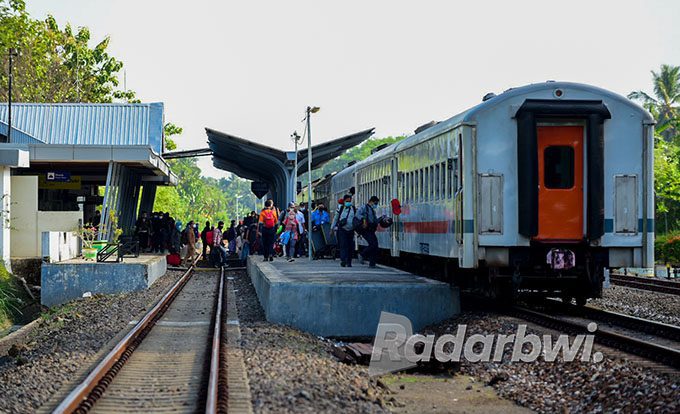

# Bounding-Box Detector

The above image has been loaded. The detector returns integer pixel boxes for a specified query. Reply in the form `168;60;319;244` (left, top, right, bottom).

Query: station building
0;102;175;272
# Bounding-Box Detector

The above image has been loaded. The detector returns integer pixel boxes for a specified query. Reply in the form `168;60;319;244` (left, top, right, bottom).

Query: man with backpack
331;194;357;267
258;200;279;262
357;196;380;268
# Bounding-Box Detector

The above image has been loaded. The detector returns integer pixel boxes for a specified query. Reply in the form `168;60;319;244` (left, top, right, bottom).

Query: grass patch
382;374;449;386
0;262;25;332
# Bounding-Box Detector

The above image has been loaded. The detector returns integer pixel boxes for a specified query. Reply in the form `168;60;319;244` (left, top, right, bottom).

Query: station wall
10;176;83;258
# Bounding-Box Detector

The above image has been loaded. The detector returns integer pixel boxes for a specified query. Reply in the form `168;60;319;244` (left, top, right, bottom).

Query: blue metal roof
0;120;44;144
0;102;164;154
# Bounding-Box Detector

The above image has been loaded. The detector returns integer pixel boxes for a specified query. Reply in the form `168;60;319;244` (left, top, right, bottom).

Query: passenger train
312;82;655;304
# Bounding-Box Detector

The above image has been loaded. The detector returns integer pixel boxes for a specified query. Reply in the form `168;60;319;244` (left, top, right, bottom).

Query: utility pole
306;106;320;261
7;48;18;143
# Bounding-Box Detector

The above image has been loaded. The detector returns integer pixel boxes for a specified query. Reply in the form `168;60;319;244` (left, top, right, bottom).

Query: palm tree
628;64;680;141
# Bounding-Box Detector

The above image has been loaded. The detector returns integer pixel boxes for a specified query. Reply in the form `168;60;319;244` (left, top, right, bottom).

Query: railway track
511;299;680;369
52;256;229;413
610;273;680;295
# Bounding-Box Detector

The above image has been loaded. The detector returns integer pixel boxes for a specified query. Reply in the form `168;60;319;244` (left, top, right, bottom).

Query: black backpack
181;229;188;245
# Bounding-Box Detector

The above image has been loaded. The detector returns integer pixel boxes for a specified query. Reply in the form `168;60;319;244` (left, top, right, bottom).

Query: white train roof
349;81;653;171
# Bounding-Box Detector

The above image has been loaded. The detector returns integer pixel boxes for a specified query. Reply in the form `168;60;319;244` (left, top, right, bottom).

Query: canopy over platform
206;127;374;208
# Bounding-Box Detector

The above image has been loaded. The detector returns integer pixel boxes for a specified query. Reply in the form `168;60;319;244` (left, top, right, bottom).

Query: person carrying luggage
331;194;357;267
258;200;279;262
357;196;380;268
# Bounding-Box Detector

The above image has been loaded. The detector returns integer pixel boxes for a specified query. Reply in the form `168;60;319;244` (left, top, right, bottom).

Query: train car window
423;168;428;202
544;146;574;189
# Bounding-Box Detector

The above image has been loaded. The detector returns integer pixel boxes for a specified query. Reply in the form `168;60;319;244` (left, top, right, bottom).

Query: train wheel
575;296;587;307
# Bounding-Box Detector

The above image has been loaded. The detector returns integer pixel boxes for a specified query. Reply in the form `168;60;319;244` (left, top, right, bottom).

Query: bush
656;231;680;265
0;263;19;331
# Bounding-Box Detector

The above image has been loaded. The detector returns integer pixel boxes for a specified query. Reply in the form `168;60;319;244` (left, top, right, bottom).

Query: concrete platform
247;257;459;337
41;254;167;307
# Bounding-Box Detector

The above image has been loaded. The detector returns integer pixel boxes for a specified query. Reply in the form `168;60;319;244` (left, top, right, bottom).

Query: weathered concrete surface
247;257;459;337
41;255;166;307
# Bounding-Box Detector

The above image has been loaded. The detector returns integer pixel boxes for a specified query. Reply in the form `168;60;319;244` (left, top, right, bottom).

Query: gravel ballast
421;312;679;413
590;285;680;326
0;269;185;414
232;270;392;413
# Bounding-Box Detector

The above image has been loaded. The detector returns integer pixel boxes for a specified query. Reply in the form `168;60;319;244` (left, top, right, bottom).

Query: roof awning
206;127;374;207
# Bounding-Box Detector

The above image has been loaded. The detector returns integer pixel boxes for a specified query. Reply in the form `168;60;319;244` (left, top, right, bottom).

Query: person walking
213;221;228;267
258;200;279;262
182;221;197;266
283;203;300;262
357;196;380;268
226;220;237;254
311;203;330;227
331;194;357;267
295;203;306;257
201;221;211;258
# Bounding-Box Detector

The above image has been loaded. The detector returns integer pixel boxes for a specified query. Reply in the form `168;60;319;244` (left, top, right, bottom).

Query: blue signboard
46;171;71;182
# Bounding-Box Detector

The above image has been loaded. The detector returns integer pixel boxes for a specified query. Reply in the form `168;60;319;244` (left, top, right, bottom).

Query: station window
544;146;574;189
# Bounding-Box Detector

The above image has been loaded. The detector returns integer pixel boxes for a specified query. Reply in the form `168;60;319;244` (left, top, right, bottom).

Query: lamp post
306;106;320;261
7;48;18;143
291;131;302;200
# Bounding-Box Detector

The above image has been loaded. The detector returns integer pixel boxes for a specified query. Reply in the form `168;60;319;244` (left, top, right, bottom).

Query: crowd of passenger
132;193;388;269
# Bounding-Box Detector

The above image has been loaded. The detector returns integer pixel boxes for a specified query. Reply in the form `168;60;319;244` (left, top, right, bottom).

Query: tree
628;64;680;141
0;0;134;103
630;64;680;233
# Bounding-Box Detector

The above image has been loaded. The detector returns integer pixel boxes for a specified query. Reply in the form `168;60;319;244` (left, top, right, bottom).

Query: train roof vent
347;160;357;167
482;92;497;102
414;121;436;135
371;143;390;154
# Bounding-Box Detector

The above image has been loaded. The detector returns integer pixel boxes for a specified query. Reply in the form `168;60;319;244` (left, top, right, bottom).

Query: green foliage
0;262;20;331
305;135;407;184
628;64;680;142
0;0;133;103
164;123;183;151
153;127;259;224
655;231;680;264
629;64;680;235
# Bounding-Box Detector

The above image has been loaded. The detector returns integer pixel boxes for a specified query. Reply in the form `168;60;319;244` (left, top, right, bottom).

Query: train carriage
319;82;654;302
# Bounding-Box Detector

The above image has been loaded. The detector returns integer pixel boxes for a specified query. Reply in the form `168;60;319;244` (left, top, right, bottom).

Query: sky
26;0;680;178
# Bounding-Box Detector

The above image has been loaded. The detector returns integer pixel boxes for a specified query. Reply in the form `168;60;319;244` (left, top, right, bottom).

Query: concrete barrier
247;257;459;337
41;255;167;307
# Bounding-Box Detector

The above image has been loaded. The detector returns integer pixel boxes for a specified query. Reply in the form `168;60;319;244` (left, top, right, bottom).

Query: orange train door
535;125;584;241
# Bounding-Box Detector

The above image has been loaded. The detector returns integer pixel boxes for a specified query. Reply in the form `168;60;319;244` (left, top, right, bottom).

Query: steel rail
206;266;225;414
512;305;680;369
53;254;203;414
610;274;680;295
543;299;680;342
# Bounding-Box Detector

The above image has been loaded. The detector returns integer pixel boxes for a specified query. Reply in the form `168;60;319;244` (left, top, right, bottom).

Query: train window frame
544;145;575;189
423;168;428;202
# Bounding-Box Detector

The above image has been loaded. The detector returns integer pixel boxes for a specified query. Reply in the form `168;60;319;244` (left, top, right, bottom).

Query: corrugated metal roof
0;102;164;154
0;120;44;144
